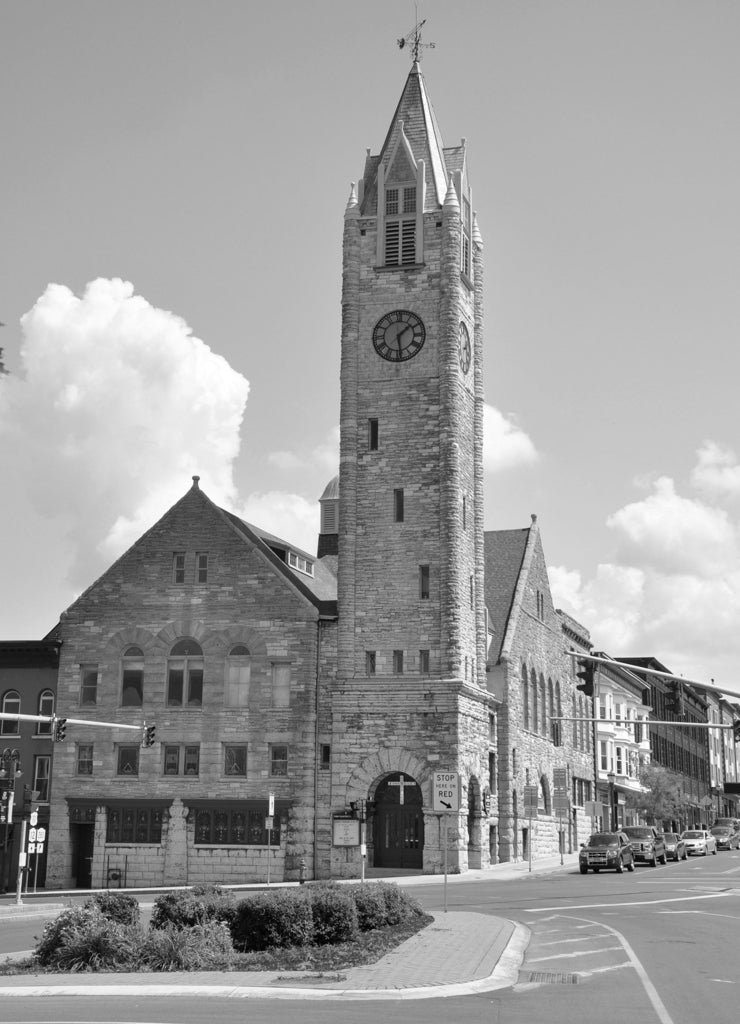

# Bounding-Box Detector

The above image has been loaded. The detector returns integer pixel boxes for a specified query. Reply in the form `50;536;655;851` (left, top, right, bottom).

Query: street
0;852;739;1024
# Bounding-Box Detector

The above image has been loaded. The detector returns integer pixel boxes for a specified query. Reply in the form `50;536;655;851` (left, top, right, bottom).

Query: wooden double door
372;773;424;869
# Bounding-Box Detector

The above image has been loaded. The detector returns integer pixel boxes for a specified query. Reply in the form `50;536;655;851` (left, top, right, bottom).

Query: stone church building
44;62;594;889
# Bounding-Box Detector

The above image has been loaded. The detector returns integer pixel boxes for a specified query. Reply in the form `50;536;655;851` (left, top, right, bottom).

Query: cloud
483;403;538;472
690;440;740;501
237;491;319;556
0;278;250;589
606;476;737;578
550;462;740;684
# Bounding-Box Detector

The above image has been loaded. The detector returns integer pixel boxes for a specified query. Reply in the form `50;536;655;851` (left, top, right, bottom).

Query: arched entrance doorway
373;772;424;869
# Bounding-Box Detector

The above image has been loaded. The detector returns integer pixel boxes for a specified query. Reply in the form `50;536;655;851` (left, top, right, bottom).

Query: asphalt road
1;851;738;1024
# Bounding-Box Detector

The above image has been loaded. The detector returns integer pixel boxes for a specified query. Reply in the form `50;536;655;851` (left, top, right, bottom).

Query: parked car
660;832;687;861
622;826;667;866
710;826;739;851
579;832;636;874
713;817;740;834
681;829;718;856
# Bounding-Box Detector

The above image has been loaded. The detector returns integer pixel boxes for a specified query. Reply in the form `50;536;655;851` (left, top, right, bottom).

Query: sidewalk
0;853;580;1001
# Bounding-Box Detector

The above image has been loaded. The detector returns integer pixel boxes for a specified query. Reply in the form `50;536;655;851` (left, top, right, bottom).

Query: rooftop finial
397;13;435;63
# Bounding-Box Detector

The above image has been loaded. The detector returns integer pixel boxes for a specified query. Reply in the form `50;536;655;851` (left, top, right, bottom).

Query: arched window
167;639;203;707
36;690;54;735
531;669;538;733
539;775;551;815
540;674;547;735
225;645;251;708
1;691;20;735
121;646;144;707
522;664;530;730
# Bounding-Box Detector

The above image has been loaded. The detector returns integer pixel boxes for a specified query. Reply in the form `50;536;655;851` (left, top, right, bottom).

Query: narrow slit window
394;488;404;522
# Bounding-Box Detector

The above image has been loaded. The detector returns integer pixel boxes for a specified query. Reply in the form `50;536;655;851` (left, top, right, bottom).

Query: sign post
432;772;460;913
266;792;275;886
523;785;538;871
553;767;570;865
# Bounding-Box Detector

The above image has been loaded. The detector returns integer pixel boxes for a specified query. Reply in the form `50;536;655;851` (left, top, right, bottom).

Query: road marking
527;945;623;962
524;890;732;913
553;916;675;1024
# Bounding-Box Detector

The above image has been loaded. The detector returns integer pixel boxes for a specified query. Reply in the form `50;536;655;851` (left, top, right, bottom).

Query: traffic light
142;724;156;748
53;718;67;743
665;680;684;716
733;720;740;742
575;658;595;697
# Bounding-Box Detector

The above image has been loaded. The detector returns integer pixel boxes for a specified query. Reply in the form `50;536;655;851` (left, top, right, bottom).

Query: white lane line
559;915;675;1024
524;890;731;913
527;945;624;963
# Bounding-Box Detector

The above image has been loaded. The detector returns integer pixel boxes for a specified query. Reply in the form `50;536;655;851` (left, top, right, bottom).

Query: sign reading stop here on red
432;771;460;812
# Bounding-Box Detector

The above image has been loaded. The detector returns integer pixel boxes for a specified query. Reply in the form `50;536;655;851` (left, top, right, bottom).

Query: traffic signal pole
570;654;740;701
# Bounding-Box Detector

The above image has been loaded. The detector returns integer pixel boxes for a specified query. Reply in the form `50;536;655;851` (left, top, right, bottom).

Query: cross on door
388;774;413;805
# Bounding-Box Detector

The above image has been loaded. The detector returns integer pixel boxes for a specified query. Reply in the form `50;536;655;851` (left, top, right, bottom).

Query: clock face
458;321;471;374
372;310;426;362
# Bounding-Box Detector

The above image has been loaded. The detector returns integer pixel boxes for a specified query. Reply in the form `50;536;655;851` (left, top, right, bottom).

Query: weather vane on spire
397;14;435;63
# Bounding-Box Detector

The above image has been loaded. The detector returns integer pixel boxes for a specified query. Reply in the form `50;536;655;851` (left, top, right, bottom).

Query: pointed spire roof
360;62;450;215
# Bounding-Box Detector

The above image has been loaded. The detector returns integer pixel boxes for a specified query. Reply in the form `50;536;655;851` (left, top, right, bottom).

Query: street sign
553;767;568;789
432;771;460;812
553;790;570;817
268;791;275;816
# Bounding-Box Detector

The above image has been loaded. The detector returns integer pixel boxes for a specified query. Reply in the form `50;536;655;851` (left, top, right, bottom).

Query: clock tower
331;59;492;875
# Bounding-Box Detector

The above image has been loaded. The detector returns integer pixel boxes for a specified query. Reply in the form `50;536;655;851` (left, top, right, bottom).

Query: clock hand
397;325;411;352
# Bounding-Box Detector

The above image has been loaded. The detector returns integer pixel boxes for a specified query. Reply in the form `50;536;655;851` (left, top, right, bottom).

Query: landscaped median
0;884;432;974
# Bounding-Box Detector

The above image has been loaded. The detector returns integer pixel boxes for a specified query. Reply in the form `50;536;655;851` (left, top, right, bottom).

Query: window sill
374;262;425;273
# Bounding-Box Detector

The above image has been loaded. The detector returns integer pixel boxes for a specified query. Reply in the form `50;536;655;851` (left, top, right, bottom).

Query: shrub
310;887;359;946
89;892;141;926
375;881;423;925
150;886;234;931
344;883;390;931
140;921;237;971
230;890;314;952
34;907;141;972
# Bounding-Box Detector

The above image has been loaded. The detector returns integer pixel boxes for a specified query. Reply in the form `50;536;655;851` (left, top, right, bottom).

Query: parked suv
622;826;667;866
579;832;635;874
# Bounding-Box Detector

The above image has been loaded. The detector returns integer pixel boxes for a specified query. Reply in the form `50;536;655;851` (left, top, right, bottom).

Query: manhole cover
519;970;579;984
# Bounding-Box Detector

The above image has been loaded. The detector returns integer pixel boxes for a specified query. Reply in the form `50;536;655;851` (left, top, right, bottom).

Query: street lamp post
0;748;22;893
607;772;616;831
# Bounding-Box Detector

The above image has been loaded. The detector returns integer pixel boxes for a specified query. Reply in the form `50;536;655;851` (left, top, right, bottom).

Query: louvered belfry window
384;186;416;266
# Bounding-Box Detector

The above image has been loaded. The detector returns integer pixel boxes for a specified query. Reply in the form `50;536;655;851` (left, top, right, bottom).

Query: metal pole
14;818;26;906
443;814;448;913
528;815;533;872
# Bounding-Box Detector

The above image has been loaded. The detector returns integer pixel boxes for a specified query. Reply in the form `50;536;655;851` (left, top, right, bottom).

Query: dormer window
288;551;314;576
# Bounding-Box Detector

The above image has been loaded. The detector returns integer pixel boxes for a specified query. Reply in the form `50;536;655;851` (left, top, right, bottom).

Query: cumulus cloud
482;403;538;472
606;476;738;578
550;461;740;684
0;278;250;588
690;440;740;501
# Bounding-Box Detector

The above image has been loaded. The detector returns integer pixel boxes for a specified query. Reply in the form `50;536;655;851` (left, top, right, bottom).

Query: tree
624;765;683;825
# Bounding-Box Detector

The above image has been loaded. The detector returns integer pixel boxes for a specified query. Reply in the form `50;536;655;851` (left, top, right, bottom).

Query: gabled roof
55;479;337;624
483;527;531;665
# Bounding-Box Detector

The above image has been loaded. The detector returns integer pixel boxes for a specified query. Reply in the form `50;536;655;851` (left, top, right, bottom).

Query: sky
2;0;740;691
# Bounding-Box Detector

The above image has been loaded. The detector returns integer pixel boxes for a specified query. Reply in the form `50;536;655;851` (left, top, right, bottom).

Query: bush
310;887;359;946
230;890;314;952
375;881;423;925
34;907;141;972
150;886;234;931
89;892;141;926
140;921;237;971
344;884;390;931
